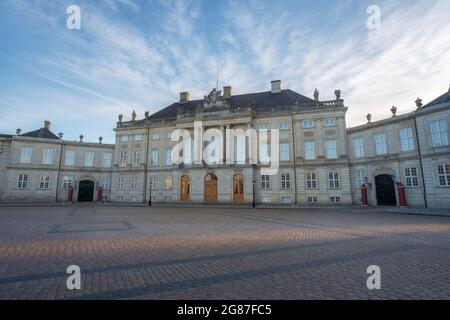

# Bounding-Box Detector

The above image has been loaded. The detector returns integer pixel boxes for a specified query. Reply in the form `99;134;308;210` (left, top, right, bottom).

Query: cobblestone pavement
0;205;449;300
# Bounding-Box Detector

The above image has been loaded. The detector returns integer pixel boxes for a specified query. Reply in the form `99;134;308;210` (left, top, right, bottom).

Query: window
356;170;365;187
151;132;160;140
20;146;32;164
150;150;159;166
130;196;137;202
405;167;419;187
65;150;75;166
234;136;246;164
164;176;173;190
165;149;172;166
400;128;414;152
133;151;142;166
353;137;364;158
374;133;387;155
437;164;450;186
166;131;173;140
304;141;315;160
206;136;219;164
259;123;268;131
281;173;291;189
42;148;54;165
325;140;337;159
134;134;143;141
120;135;128;143
260;144;270;163
84;152;94;167
101;177;110;190
308;196;318;204
63;176;73;189
17;174;28;189
164;195;172;201
430;119;449;147
131;176;138;190
120;152;127;167
150;176;158;189
117;195;124;202
330;196;341;204
303;120;314;128
261;175;270;189
281;196;291;204
117;176;124;190
279;122;289;130
329;171;340;189
306;171;317;189
39;176;49;189
102;153;112;167
279;143;290;161
324;118;336;127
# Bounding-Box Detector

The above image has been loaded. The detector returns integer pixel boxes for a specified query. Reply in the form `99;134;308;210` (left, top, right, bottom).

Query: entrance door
78;180;95;202
204;174;218;203
233;174;244;203
375;175;396;206
180;175;190;201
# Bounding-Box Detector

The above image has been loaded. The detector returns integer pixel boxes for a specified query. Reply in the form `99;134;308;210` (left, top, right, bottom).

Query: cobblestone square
0;205;449;299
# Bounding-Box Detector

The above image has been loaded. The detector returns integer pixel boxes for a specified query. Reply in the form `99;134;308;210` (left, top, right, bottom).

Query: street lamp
148;180;153;206
252;179;256;208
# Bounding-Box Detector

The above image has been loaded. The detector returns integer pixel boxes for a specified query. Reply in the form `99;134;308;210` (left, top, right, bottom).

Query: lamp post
252;179;256;208
148;180;153;206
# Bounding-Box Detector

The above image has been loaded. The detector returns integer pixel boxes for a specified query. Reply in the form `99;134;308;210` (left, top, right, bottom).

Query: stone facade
0;81;449;208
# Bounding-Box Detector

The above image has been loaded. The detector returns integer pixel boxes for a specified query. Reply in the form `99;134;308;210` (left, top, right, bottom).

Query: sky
0;0;449;143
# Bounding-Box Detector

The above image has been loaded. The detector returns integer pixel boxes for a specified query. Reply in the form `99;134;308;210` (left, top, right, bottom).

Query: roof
424;89;450;108
21;128;60;140
149;89;315;120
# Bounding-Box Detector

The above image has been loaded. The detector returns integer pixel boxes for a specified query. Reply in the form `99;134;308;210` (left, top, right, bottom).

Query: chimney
44;121;51;130
271;80;281;94
223;86;232;99
180;92;190;103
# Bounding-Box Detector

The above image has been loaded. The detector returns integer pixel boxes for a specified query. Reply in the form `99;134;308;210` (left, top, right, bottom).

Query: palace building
0;80;449;208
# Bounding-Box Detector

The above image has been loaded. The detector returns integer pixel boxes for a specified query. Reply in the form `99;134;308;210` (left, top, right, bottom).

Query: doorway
233;174;244;203
375;175;396;206
78;180;95;202
204;173;218;203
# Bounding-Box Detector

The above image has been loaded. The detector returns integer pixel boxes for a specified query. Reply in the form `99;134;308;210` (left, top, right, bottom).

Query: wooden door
233;174;244;203
204;174;218;203
180;175;190;201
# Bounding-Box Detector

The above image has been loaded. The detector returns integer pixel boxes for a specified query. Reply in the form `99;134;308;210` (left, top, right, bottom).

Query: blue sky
1;0;449;143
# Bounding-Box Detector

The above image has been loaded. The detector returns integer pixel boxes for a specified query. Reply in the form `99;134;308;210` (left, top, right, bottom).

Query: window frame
261;174;270;189
325;139;337;159
437;164;450;187
20;146;32;164
374;133;388;155
304;141;316;160
279;143;290;161
65;150;75;166
353;137;365;158
39;176;50;189
84;151;95;167
328;170;340;189
42;148;54;165
17;174;28;189
306;171;317;189
281;173;291;189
